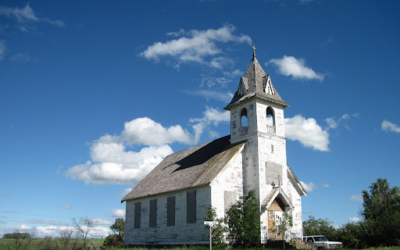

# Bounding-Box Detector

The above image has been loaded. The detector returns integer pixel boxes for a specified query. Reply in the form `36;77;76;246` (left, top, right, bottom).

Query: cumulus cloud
285;115;329;151
349;217;361;222
382;120;400;134
121;117;201;146
322;184;329;188
349;194;363;202
119;188;133;197
65;117;204;185
141;24;251;69
267;56;324;81
190;107;230;125
64;205;71;209
0;4;64;28
190;107;230;138
105;209;125;218
31;225;110;238
0;40;6;60
300;181;317;192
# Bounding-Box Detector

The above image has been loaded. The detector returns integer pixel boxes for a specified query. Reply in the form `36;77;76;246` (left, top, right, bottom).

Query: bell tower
224;45;290;200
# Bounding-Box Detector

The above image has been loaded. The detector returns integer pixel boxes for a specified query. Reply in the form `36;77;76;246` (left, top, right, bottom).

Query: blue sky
1;0;400;238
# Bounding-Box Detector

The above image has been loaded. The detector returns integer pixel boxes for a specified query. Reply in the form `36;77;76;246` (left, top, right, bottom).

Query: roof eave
224;94;290;110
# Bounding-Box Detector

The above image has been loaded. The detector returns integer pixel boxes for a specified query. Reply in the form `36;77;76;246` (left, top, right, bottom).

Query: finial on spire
252;45;257;58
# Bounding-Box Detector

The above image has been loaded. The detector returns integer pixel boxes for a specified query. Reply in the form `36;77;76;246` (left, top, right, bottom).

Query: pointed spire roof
225;47;289;110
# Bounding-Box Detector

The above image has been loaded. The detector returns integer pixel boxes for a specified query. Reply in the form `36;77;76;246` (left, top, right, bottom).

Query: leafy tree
333;179;400;249
226;190;261;247
110;217;125;240
204;205;228;247
303;216;338;240
362;178;400;220
104;217;125;248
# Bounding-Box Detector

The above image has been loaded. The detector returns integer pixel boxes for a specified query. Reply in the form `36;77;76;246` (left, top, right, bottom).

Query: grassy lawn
0;239;399;250
0;238;104;249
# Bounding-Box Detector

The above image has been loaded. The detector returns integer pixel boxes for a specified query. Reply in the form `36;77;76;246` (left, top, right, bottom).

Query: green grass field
0;238;400;250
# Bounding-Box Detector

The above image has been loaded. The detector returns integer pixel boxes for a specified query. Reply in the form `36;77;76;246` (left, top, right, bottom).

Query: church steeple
226;47;289;142
225;46;289;111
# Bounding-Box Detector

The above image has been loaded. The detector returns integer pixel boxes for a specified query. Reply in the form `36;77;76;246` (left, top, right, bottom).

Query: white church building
122;48;306;246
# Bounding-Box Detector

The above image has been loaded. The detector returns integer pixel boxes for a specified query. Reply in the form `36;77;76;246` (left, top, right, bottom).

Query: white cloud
141;24;251;69
325;113;359;131
190;107;230;126
300;181;317;192
325;118;338;129
34;225;109;238
349;217;361;223
349;194;363;202
65;117;204;185
201;76;232;88
382;120;400;134
223;69;242;78
166;28;186;37
93;219;113;226
105;209;125;218
0;4;65;29
121;117;200;146
285;115;329;151
119;188;133;197
64;205;71;209
185;90;233;103
322;184;329;188
267;55;324;81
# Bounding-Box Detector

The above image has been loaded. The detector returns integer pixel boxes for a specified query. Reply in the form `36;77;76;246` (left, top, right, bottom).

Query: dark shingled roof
225;56;289;110
121;135;245;202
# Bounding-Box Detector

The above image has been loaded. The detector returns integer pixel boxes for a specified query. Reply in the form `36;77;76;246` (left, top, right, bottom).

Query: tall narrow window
266;107;275;126
187;190;197;223
241;108;248;127
167;196;175;227
149;199;157;228
266;106;275;134
134;202;141;229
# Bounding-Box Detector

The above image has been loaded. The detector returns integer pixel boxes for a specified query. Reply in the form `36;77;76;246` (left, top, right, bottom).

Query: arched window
266;107;275;133
241;108;248;127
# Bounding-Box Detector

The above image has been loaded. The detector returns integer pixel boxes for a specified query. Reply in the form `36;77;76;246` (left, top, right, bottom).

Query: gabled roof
225;55;289;110
262;187;294;210
122;135;245;202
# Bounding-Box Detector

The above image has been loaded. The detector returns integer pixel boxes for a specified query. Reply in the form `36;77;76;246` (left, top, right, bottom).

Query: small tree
226;190;261;247
72;217;94;250
58;228;75;250
104;217;125;248
204;205;228;247
277;212;293;249
110;217;125;240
